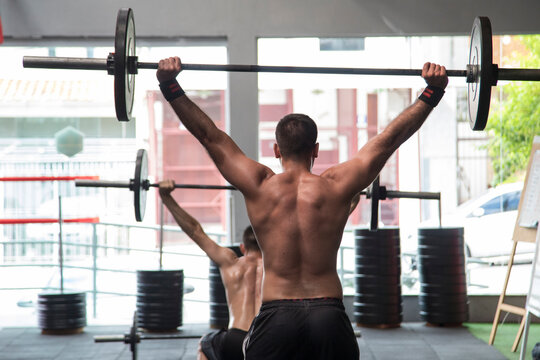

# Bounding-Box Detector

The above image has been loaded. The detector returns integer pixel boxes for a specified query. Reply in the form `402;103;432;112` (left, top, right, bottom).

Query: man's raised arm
158;180;236;267
156;57;272;196
324;62;448;197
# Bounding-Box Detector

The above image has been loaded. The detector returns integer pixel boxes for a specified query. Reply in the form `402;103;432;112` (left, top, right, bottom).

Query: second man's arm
158;179;236;267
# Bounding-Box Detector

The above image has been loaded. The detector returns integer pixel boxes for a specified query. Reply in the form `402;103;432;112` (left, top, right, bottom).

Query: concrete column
225;30;258;244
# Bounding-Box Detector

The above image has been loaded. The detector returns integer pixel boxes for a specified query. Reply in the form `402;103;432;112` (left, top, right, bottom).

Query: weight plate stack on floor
136;270;184;331
417;227;469;326
209;245;242;329
38;292;86;334
354;227;402;327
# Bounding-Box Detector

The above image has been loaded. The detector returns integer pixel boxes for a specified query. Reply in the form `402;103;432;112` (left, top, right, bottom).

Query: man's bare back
247;168;351;302
220;249;263;330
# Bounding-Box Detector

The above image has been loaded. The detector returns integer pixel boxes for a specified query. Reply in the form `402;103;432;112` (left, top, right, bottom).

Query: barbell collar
75;179;131;188
147;182;236;190
385;190;441;200
497;68;540;81
94;335;126;343
23;56;108;71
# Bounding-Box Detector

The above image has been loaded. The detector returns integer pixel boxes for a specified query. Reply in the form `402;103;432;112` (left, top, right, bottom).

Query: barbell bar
93;311;201;360
21;8;540;130
75;148;442;227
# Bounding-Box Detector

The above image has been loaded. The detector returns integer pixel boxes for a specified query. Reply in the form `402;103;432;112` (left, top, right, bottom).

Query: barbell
75;148;440;229
75;149;235;221
94;311;202;360
22;8;540;130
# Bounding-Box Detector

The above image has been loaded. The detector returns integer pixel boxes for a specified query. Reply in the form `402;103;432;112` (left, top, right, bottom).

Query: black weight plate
354;312;402;325
467;16;494;131
39;316;87;329
419;294;468;304
355;255;401;266
420;311;469;324
354;274;401;285
420;282;468;294
417;245;465;256
355;263;401;276
354;302;402;313
418;237;464;247
137;269;184;279
418;264;466;276
114;8;136;122
417;255;465;267
355;246;400;257
417;227;464;238
419;272;466;285
38;292;86;303
134;149;148;221
354;293;402;305
355;284;402;295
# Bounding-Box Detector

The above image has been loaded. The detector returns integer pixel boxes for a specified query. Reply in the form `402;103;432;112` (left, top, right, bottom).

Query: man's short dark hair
275;114;318;158
242;226;260;252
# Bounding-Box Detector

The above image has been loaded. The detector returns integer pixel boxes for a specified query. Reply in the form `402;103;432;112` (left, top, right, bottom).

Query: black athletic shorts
243;297;359;359
200;327;248;360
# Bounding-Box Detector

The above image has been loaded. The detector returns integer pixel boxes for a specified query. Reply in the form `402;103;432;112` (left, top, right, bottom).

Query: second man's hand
158;179;175;198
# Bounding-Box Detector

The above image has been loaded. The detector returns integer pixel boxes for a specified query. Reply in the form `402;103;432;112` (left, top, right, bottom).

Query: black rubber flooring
0;322;506;360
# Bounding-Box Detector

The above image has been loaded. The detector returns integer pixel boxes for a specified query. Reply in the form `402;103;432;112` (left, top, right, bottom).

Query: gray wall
2;0;539;240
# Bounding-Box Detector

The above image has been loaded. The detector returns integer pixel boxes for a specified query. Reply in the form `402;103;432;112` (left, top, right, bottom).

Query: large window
257;35;537;296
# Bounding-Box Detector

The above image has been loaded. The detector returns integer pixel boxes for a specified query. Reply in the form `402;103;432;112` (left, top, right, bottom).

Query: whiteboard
526;228;540;317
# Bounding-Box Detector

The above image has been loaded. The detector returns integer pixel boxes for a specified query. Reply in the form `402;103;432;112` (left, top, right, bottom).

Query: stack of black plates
209;246;242;329
418;227;469;325
38;292;86;332
136;270;184;331
353;228;402;327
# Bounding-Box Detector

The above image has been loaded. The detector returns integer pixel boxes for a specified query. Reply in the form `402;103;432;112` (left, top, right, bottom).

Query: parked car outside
405;182;535;259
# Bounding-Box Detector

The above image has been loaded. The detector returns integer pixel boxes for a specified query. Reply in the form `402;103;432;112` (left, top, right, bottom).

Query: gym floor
0;322;507;360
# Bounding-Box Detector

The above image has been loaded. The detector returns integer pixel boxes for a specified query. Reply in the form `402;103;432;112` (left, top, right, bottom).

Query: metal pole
92;223;98;318
58;195;64;293
159;201;164;270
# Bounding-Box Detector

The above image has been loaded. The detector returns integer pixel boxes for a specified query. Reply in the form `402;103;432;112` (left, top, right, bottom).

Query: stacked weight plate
418;227;469;325
136;270;184;331
209;245;242;329
38;292;86;333
354;228;402;327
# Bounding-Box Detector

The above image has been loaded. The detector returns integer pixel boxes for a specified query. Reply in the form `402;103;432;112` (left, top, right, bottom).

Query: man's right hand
158;179;175;198
422;62;448;89
156;57;182;84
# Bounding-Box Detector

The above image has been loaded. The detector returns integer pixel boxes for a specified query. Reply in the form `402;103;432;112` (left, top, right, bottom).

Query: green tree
486;35;540;185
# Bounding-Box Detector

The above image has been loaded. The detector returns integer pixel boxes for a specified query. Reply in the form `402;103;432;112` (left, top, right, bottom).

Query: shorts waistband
260;297;344;310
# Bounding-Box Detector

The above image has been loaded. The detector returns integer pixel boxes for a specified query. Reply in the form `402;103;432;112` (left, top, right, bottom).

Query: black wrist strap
418;85;445;107
159;79;185;102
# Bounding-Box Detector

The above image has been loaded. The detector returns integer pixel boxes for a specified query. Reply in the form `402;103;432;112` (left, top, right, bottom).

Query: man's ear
313;143;319;158
239;243;246;255
274;143;281;159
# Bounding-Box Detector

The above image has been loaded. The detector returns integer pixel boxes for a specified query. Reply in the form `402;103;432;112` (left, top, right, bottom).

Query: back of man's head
275;113;318;158
242;226;260;252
